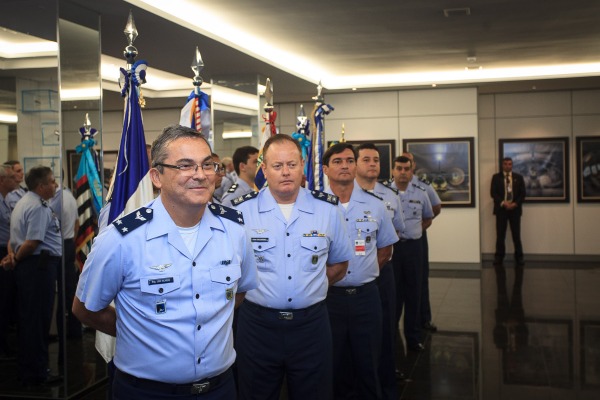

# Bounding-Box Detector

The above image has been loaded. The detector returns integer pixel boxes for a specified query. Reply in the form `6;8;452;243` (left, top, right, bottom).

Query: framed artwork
67;149;118;192
403;137;475;207
23;156;60;178
575;136;600;203
502;318;573;388
327;140;396;182
581;320;600;388
41;121;60;146
499;138;569;203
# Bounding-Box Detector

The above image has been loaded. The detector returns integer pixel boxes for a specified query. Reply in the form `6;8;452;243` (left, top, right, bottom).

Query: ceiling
5;0;600;108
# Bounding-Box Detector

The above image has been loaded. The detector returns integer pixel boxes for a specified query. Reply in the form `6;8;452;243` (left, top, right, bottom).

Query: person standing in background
491;157;526;266
220;147;259;206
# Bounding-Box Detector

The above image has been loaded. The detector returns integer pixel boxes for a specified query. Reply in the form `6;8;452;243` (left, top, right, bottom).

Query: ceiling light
223;131;252;139
0;111;18;123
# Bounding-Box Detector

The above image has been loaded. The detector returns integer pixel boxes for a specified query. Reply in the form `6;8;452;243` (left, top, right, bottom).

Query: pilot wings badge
150;263;172;272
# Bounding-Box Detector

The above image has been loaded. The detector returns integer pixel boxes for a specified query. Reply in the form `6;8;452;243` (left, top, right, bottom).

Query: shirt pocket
300;236;328;271
139;275;181;318
251;237;276;271
209;265;241;286
406;202;423;220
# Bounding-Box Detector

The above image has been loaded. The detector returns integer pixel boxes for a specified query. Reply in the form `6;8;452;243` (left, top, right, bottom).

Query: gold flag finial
340;123;346;142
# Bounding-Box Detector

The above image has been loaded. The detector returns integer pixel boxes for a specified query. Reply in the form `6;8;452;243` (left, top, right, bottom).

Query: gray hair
151;124;210;173
0;164;12;178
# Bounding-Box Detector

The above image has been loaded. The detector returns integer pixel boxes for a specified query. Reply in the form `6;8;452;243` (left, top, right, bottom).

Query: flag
291;104;311;177
307;102;334;191
106;59;154;223
74;135;102;270
180;89;212;143
254;78;277;190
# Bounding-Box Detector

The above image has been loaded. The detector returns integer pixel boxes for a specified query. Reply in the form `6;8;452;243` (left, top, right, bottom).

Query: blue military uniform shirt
10;191;62;256
6;187;26;210
367;181;406;233
233;187;353;310
328;185;398;287
220;179;253;206
412;175;441;208
0;193;12;246
390;181;434;240
75;196;258;384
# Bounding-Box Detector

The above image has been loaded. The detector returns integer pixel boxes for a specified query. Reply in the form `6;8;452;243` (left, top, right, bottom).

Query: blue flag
307;103;334;191
180;89;212;146
107;60;154;223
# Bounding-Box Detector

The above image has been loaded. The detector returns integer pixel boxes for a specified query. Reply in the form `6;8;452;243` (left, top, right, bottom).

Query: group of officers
71;124;443;400
0;160;80;386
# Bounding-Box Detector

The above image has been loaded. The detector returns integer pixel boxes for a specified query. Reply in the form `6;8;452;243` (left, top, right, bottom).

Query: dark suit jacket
490;171;526;216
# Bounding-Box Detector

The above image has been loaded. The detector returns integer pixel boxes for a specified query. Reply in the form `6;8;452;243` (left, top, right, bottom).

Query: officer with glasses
73;124;258;399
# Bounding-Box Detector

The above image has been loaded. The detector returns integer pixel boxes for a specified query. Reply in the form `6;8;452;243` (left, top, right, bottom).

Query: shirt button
195;294;200;299
226;276;231;282
286;233;290;236
192;262;196;266
158;288;163;293
197;357;201;364
348;271;352;274
258;245;262;249
288;276;292;280
287;254;291;257
197;325;201;331
288;298;292;302
345;218;349;221
313;246;317;250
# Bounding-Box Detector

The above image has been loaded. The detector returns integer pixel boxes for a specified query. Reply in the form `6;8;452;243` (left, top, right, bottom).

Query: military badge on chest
226;288;234;301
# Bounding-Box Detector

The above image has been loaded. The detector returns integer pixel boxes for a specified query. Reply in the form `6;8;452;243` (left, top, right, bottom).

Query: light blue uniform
6;187;27;210
10;192;61;256
368;181;405;233
49;188;78;239
234;187;352;309
330;185;398;286
0;193;11;246
220;179;253;206
390;181;434;240
75;197;258;384
413;175;441;208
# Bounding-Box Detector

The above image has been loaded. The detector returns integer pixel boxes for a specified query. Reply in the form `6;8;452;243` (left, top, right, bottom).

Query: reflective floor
1;260;599;399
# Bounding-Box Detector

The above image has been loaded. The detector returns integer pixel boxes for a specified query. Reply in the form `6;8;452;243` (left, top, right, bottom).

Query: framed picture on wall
327;140;396;182
67;149;118;192
403;137;475;207
575;136;600;203
499;137;569;203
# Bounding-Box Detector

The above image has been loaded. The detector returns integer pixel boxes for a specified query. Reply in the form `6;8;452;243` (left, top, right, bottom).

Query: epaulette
41;199;49;207
227;183;239;193
382;179;393;188
112;207;153;235
231;191;259;206
363;189;383;201
311;190;339;205
418;176;431;185
412;182;426;191
209;203;245;225
380;183;398;195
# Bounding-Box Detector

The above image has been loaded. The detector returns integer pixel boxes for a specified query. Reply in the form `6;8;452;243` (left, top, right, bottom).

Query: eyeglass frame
153;161;221;175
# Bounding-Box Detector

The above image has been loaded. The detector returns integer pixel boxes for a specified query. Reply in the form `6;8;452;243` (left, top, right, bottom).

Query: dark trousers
55;239;81;366
327;281;382;400
420;231;432;325
236;301;332;400
377;263;398;400
495;211;523;260
113;367;236;400
15;253;60;383
0;246;17;356
393;239;423;347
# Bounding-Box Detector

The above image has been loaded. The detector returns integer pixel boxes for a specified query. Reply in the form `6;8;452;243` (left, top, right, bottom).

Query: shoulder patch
418;176;431;185
382;179;394;188
209;203;245;225
112;207;153;235
381;184;398;195
227;183;239;193
311;190;339;205
232;191;259;206
412;183;426;192
362;189;383;201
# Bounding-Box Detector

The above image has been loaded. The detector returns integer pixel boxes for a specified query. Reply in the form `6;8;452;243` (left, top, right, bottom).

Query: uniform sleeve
236;222;258;293
325;206;353;265
376;202;399;248
392;195;406;233
25;206;52;242
75;227;124;311
421;193;434;220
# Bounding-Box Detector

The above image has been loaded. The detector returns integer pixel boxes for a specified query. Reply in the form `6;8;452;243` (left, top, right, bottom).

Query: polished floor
1;260;599;399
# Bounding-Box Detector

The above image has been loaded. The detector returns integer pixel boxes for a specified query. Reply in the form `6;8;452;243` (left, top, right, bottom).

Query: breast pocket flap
210;265;241;284
140;275;181;295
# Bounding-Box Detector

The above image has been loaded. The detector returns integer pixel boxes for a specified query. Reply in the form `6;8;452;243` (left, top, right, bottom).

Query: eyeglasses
154;161;221;176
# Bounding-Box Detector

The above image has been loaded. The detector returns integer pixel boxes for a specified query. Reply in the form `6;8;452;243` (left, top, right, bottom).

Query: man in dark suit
491;157;526;266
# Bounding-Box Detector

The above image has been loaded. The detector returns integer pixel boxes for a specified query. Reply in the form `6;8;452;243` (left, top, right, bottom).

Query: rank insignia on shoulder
227;183;239;193
113;207;153;235
209;203;245;224
412;183;426;191
311;190;339;205
232;191;258;206
362;189;383;201
381;183;398;194
418;176;432;185
382;179;394;187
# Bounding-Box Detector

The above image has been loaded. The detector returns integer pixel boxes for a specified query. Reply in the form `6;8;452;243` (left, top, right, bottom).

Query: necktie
506;173;513;202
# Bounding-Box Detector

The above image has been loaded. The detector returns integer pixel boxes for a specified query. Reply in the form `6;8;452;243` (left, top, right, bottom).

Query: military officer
211;152;226;205
402;151;441;333
73;125;258;399
220;146;259;206
233;134;352;400
323;143;398;400
5;160;27;209
355;143;405;399
388;155;434;353
2;166;62;386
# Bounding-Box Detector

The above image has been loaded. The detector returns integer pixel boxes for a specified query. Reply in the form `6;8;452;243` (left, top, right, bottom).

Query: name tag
148;277;174;285
355;239;366;256
251;237;269;242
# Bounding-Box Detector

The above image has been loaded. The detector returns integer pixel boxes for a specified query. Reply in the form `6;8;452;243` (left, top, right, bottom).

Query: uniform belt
244;300;324;320
328;279;377;295
398;238;418;242
115;366;230;395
